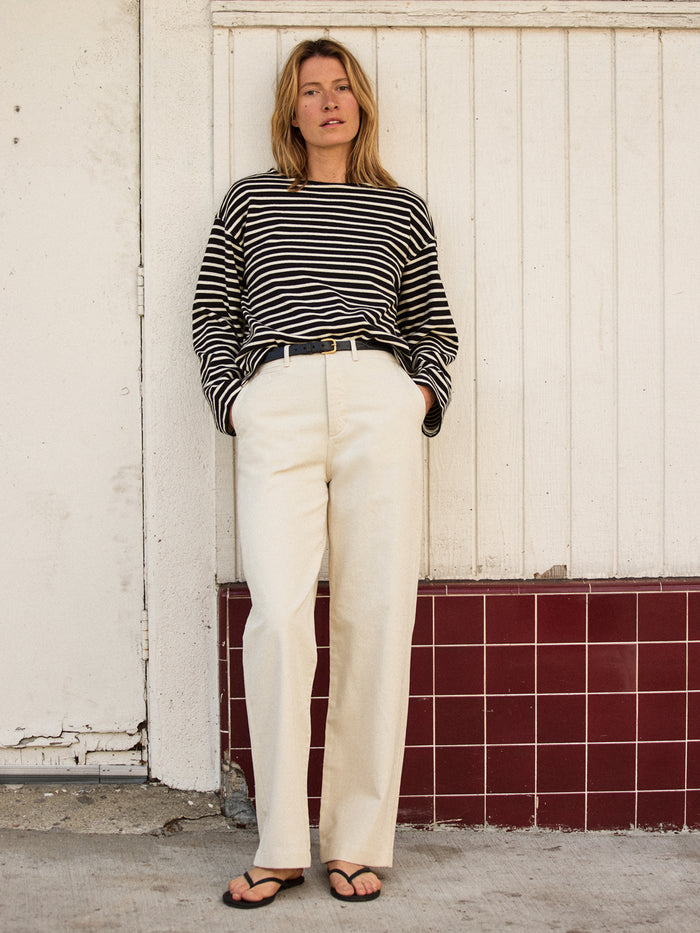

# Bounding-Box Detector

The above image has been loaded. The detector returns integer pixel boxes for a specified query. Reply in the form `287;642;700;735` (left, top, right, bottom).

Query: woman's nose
323;94;338;109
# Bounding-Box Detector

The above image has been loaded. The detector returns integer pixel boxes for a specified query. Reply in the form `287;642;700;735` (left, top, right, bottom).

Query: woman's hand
417;384;436;416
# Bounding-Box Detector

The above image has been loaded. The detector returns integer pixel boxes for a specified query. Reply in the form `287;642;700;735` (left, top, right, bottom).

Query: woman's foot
327;860;382;900
226;866;304;906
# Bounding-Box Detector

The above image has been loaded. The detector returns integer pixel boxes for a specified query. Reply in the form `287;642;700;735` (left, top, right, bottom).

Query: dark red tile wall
219;580;700;830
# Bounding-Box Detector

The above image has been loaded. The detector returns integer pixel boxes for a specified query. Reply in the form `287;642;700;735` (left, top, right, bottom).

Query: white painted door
0;1;146;768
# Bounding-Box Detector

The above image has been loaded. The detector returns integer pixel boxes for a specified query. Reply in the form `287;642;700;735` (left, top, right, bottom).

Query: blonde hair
271;38;397;191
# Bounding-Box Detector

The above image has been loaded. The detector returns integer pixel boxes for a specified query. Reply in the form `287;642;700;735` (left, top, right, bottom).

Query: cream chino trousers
232;347;425;869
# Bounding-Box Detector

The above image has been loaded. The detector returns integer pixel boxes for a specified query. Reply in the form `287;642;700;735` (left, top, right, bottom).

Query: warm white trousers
232;348;425;869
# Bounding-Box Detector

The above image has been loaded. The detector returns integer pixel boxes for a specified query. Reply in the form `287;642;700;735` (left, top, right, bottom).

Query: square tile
401;746;434;796
486;794;535;828
638;692;686;742
486;745;535;795
312;647;329;698
485;695;535;745
689;692;700;741
219;684;230;735
537;644;586;694
486;645;535;695
218;588;230;647
308;747;324;797
638;643;686;692
219;656;230;708
308;797;321;825
406;696;434;747
538;694;586;744
588;593;637;643
587;792;636;830
637;742;686;791
689;643;700;691
687;740;700;789
436;746;484;796
537;793;586;830
638;592;687;642
314;596;330;646
435;645;483;695
228;699;251;749
225;594;251;647
419;581;447;596
587;743;636;792
435;696;484;746
588;644;636;693
636;791;685;830
537;594;587;643
397;796;434;825
588;693;637;743
537;744;586;793
435;795;485;826
485;595;535;644
412;596;434;646
686;790;700;828
228;648;245;699
410;646;434;696
310;697;328;747
434;595;483;645
689;592;700;640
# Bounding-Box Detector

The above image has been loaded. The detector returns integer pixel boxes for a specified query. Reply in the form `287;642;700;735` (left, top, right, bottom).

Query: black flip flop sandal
222;871;304;909
327;866;381;902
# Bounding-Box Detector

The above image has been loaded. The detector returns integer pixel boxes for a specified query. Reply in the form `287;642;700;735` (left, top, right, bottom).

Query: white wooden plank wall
214;22;700;581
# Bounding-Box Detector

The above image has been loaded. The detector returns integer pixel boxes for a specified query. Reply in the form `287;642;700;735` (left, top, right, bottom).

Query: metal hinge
140;610;149;660
137;265;145;317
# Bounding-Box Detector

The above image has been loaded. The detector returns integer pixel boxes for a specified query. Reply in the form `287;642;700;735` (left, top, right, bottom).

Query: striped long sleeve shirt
192;170;458;436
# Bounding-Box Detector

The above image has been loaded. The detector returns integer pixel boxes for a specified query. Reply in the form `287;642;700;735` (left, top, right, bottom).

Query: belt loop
350;337;358;361
283;345;290;367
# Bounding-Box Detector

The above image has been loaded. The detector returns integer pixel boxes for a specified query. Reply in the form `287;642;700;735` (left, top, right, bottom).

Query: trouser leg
319;351;425;867
233;357;328;868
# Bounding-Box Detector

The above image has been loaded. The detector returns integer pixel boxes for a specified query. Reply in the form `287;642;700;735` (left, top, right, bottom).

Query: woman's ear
291;112;298;128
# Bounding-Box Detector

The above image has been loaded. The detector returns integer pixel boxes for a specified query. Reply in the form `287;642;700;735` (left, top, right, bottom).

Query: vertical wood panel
425;28;476;578
473;29;523;578
662;30;700;574
229;29;278;182
375;29;431;575
568;30;617;577
615;29;664;576
376;29;426;197
520;29;570;578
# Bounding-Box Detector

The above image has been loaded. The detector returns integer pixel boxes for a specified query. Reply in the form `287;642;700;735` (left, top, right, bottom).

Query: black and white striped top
192;170;458;436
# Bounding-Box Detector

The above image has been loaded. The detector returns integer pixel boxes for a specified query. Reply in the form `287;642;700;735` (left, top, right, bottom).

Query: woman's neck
305;148;349;184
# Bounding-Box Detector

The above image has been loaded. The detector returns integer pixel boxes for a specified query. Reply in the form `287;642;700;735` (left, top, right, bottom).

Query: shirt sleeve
192;210;247;436
396;203;459;437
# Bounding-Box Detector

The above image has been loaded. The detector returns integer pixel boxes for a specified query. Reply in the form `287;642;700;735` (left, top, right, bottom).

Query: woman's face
292;56;361;161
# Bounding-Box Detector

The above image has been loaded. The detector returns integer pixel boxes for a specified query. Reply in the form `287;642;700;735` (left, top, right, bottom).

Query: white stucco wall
141;0;222;789
0;1;146;765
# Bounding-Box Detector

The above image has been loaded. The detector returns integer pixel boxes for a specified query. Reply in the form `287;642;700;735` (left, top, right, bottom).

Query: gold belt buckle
321;337;337;355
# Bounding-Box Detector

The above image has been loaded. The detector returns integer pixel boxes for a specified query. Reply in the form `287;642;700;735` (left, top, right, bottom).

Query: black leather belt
261;338;386;364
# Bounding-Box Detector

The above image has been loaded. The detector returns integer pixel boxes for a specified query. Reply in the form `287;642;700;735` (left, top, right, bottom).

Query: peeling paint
0;728;146;768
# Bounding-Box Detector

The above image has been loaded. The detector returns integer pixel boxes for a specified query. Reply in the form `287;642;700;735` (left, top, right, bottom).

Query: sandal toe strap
243;871;285;890
327;866;372;884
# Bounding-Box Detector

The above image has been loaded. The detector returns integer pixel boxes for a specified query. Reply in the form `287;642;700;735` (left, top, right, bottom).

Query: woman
193;38;458;908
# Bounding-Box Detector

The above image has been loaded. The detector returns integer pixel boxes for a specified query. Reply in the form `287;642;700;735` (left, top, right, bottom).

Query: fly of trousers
231;348;426;869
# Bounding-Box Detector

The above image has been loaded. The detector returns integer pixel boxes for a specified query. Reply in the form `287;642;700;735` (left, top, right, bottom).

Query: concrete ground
0;783;699;933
